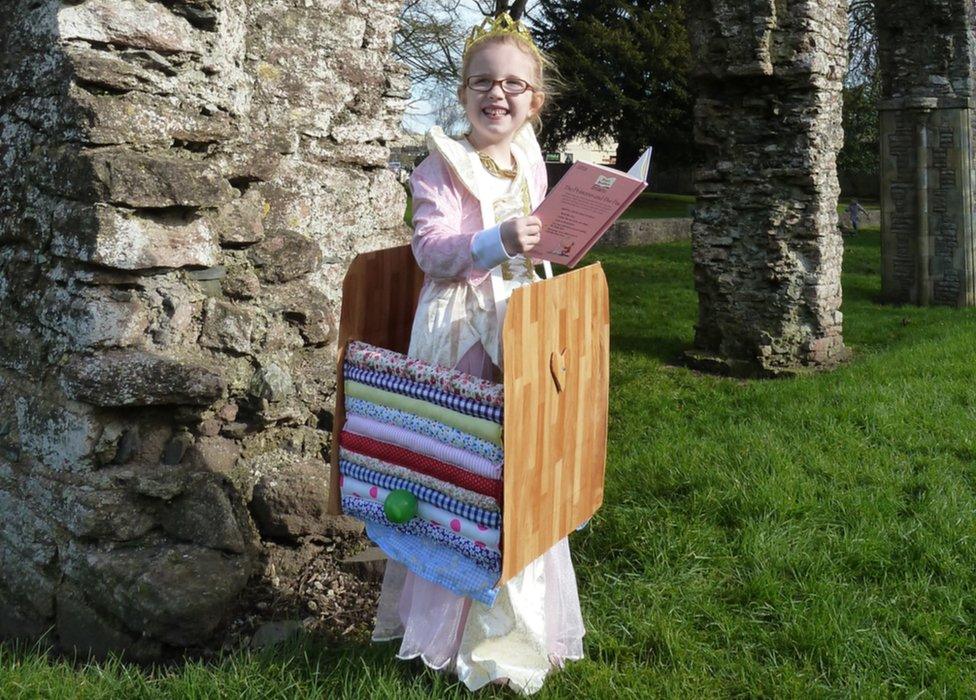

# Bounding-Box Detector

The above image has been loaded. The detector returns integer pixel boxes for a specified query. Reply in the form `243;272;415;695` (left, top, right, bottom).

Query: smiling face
459;39;545;150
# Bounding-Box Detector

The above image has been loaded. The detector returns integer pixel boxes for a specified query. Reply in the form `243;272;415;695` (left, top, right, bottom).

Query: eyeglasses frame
464;75;536;95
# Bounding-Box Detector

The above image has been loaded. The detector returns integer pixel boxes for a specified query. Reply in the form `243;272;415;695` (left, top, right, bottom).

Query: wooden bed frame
328;245;609;584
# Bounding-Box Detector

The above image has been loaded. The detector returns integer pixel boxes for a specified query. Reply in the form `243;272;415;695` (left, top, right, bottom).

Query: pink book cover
531;159;648;267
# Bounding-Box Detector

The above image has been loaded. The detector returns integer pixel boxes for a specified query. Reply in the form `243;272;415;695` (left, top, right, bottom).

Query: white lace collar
425;123;543;206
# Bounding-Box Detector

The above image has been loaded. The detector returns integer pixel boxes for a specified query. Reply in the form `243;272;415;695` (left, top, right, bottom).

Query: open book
532;147;652;267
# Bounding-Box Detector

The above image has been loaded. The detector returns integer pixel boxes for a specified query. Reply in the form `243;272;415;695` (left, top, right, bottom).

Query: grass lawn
4;227;976;697
619;192;695;220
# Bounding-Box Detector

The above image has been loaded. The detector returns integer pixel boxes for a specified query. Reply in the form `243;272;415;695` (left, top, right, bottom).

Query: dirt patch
195;527;385;660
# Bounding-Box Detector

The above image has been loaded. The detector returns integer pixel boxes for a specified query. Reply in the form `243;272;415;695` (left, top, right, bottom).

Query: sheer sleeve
409;154;479;280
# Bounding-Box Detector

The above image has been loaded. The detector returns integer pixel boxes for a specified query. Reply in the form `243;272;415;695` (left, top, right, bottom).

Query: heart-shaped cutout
550;348;568;393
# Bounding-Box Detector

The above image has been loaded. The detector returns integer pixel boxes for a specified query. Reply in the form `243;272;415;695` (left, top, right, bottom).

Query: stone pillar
684;1;849;376
876;0;976;307
0;0;407;657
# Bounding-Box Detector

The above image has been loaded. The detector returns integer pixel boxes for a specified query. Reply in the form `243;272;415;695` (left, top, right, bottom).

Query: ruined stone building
683;0;976;379
1;0;969;661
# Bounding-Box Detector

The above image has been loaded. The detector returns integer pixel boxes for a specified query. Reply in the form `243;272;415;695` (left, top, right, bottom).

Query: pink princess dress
370;123;585;694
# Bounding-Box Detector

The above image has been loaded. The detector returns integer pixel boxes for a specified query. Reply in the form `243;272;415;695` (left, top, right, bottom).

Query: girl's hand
500;216;542;256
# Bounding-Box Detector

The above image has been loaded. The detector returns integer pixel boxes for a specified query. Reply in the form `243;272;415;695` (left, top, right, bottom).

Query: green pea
384;489;418;524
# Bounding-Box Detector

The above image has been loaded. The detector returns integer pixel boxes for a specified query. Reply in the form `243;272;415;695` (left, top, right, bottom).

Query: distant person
846;199;868;234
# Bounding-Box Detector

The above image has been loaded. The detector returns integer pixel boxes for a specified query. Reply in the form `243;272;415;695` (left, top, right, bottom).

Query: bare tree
488;0;528;17
847;0;877;86
471;0;536;19
428;87;470;136
395;0;467;88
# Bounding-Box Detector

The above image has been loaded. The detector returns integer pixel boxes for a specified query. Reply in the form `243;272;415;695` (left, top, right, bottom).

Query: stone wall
684;0;849;376
0;0;408;657
876;0;976;306
598;218;691;248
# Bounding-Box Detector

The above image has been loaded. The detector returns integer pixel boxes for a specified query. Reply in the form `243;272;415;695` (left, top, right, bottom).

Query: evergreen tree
531;0;693;169
839;78;881;177
839;0;880;179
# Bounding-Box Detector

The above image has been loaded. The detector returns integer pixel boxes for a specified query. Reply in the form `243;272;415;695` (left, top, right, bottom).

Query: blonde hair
459;34;562;134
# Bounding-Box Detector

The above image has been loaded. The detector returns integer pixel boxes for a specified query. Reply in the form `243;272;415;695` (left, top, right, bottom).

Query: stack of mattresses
338;340;505;603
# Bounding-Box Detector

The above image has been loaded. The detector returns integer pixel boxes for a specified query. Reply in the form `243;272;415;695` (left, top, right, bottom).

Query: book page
626;146;653;181
533;163;646;266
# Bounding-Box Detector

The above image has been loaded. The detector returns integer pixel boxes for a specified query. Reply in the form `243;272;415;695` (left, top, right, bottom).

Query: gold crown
463;12;542;62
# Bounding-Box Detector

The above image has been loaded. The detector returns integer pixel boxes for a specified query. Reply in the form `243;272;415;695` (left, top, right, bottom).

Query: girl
370;12;585;695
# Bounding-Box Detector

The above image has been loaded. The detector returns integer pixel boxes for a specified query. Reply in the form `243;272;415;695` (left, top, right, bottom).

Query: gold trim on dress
477;150;519;180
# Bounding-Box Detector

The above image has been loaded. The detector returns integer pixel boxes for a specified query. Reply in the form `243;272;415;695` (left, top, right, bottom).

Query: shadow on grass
0;628;511;699
583;243;697;366
610;333;689;366
227;633;515;698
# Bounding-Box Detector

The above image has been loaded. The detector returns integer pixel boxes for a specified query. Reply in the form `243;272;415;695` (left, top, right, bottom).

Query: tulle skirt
369;341;585;694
